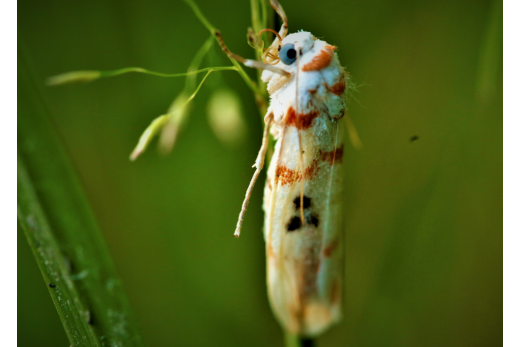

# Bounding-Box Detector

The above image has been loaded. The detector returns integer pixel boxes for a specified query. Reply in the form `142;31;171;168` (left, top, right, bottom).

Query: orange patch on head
302;48;334;71
285;107;319;130
321;144;344;165
329;78;346;96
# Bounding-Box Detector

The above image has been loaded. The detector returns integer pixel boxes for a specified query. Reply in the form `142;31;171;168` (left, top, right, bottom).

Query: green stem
186;36;215;90
184;70;215;105
285;332;316;347
250;0;271;94
46;66;237;86
98;66;235;78
183;0;265;102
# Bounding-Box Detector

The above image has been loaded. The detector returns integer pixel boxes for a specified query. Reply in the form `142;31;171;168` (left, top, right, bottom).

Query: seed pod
46;71;101;86
206;89;246;146
247;27;264;52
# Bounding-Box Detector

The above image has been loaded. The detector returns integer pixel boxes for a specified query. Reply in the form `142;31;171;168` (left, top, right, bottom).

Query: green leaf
18;48;145;346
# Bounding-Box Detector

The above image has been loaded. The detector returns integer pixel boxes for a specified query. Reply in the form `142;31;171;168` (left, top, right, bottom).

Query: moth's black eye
280;44;297;65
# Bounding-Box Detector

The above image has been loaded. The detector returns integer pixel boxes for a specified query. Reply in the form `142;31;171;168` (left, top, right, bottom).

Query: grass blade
18;47;145;346
18;156;101;346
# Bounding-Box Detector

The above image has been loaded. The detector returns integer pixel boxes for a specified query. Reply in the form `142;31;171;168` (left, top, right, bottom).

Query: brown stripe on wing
328;77;346;96
286;107;320;130
275;158;321;186
321;144;344;165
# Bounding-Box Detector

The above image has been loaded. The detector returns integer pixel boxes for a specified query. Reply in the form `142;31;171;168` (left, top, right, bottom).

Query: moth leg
234;112;274;237
214;31;289;76
344;112;363;149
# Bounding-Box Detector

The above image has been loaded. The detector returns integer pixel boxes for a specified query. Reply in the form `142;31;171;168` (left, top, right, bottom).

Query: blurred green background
18;0;502;346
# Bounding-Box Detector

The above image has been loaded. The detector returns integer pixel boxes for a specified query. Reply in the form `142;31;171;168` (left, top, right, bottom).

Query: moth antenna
258;28;283;44
295;44;306;225
234;114;273;238
214;31;289;76
270;0;288;42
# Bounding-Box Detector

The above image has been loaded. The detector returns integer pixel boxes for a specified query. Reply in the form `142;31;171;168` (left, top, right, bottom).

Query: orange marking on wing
321;144;344;165
301;249;321;296
285;107;297;126
267;243;276;261
304;158;320;180
329;77;346;96
275;159;321;186
302;46;335;71
285;107;319;130
330;279;341;305
275;165;296;186
323;238;339;257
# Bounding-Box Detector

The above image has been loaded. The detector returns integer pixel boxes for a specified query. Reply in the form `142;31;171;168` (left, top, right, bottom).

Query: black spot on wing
308;215;319;227
287;216;302;232
293;196;311;210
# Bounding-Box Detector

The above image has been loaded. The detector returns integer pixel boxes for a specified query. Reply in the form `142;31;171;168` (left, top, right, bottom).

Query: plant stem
285;332;316;347
183;0;268;114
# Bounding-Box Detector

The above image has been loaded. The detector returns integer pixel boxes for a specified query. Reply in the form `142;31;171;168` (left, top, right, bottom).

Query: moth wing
264;101;345;335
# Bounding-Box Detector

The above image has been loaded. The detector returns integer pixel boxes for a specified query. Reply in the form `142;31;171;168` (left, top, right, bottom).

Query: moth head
277;31;316;67
260;31;316;67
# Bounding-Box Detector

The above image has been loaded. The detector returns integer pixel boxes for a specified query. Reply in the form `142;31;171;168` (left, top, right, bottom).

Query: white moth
220;0;347;337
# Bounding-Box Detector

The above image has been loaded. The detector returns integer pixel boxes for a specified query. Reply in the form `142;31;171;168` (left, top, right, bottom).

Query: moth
219;0;347;337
